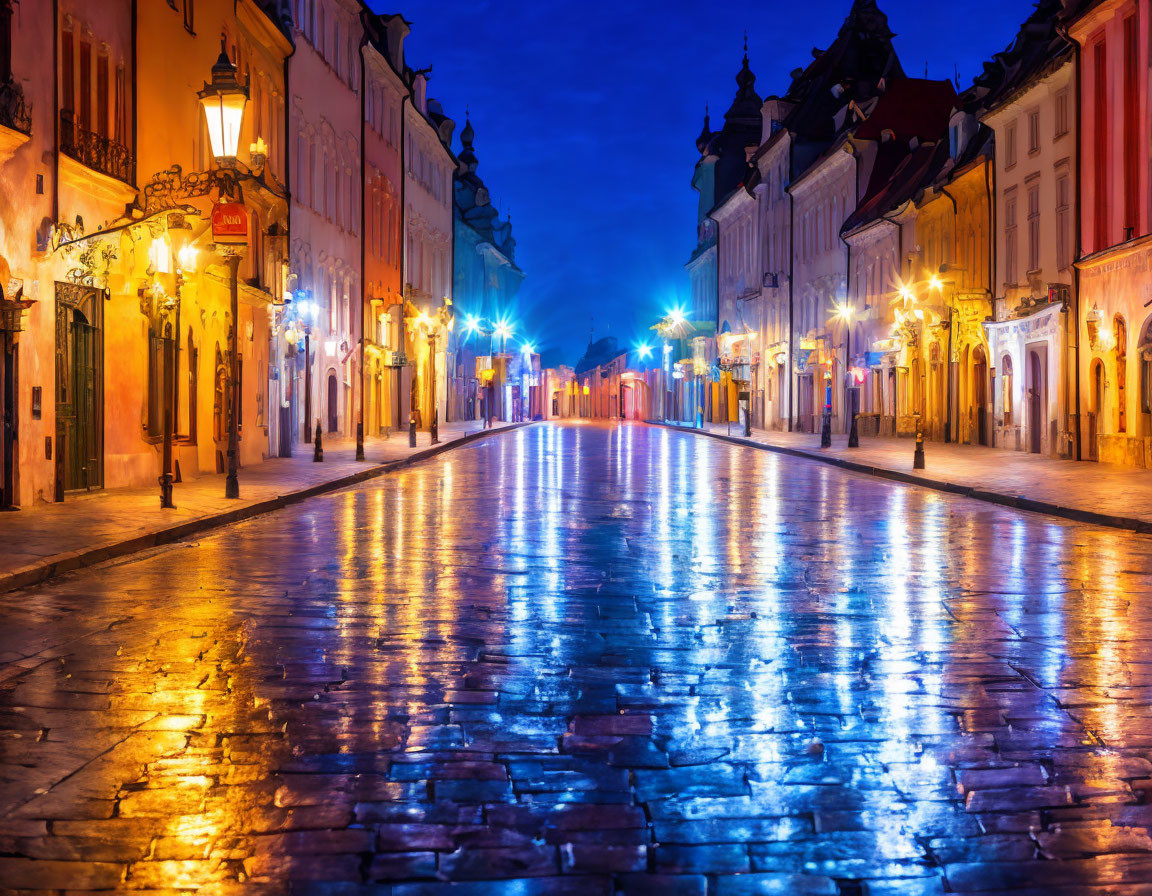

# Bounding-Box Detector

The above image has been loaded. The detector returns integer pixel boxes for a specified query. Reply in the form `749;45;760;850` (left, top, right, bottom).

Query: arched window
1001;355;1013;425
1140;317;1152;422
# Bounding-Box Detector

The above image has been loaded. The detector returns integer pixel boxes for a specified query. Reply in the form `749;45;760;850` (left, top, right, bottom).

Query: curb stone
1;422;534;595
647;420;1152;535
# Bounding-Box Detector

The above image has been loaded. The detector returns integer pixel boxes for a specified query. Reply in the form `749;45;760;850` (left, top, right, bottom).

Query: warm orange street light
199;41;249;163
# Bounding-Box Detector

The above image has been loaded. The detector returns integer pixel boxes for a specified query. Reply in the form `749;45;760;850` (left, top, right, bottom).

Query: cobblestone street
3;420;1152;893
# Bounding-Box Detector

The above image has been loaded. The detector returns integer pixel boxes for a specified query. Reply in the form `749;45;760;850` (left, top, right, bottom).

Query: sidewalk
0;420;528;593
653;418;1152;533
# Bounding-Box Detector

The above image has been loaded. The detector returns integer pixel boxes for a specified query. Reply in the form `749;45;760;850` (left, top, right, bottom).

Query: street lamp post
224;252;242;498
198;42;249;499
834;301;859;449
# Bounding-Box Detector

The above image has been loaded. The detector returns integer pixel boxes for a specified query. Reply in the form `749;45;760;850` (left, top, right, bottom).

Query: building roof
696;44;763;211
778;0;904;144
974;0;1073;115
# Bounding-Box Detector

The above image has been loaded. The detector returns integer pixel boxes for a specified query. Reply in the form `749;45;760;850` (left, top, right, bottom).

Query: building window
1093;40;1108;249
96;50;108;138
1002;355;1013;425
61;25;74;113
0;0;13;82
1027;109;1040;154
1123;16;1139;237
1056;173;1072;270
1005;194;1018;285
78;34;91;132
1005;121;1017;169
1027;183;1040;273
1054;88;1069;137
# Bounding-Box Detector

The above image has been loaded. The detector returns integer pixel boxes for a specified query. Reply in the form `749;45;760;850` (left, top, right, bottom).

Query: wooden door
55;303;100;493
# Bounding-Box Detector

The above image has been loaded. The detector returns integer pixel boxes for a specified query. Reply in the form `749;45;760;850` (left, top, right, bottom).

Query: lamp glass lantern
199;42;249;163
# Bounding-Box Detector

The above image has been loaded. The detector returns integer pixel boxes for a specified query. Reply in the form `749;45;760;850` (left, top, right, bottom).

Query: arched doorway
327;372;338;433
1089;359;1104;462
1115;315;1127;434
1028;349;1044;454
973;346;989;446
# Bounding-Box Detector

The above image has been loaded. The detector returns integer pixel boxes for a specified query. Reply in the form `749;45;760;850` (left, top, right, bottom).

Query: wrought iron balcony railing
0;78;30;135
59;109;134;186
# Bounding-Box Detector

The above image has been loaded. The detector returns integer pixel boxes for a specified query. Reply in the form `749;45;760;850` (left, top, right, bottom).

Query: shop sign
211;203;248;243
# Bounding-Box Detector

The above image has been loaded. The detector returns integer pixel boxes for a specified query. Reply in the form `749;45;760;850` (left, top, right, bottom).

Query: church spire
725;34;761;123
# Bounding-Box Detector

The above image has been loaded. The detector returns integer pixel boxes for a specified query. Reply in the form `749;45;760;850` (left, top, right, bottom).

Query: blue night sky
377;0;1027;368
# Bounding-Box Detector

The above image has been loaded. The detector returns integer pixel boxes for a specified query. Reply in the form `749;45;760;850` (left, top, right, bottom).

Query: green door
55;298;101;494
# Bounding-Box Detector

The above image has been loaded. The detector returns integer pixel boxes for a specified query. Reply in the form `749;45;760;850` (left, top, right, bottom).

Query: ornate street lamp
199;42;248;499
199;41;249;165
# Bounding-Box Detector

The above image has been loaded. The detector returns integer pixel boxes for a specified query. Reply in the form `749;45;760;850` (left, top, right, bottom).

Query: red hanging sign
211;202;248;242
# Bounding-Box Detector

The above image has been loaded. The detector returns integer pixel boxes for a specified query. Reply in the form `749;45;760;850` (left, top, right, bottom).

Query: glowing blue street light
636;342;653;360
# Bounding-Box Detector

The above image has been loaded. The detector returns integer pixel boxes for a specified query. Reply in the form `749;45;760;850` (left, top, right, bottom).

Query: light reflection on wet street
3;420;1152;893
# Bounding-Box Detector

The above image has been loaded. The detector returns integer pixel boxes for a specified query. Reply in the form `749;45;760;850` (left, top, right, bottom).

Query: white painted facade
981;57;1077;458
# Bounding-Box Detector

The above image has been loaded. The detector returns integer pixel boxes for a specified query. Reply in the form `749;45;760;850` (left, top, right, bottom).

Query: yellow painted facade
1;0;290;506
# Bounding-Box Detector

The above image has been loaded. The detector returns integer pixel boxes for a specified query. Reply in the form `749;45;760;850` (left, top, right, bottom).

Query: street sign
212;202;248;243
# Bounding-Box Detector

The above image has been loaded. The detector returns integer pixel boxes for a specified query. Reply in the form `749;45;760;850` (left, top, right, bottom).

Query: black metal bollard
848;412;859;448
355;421;365;461
313;420;324;462
409;411;417;447
820;410;832;448
913;430;925;469
431;408;439;445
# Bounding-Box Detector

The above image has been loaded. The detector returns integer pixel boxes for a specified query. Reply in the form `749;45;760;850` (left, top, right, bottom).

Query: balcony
0;78;30;135
0;77;30;165
59;109;134;186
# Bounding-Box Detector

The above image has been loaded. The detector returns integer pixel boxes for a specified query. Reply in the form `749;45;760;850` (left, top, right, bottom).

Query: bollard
355;421;365;461
913;430;925;469
820;410;832;448
431;408;439;445
409;411;417;447
313;420;324;462
848;412;859;448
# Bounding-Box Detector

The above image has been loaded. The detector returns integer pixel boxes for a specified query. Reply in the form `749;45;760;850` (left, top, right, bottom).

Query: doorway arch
326;370;338;433
1089;358;1104;461
972;345;989;446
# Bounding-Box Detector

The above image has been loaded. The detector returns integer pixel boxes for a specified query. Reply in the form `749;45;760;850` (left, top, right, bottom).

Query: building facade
452;117;523;423
1068;0;1152;466
361;12;406;438
287;0;362;446
980;1;1077;457
402;77;454;432
0;0;291;508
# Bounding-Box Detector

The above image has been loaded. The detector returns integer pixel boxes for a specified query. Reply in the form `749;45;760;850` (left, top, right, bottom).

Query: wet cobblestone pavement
3;421;1152;894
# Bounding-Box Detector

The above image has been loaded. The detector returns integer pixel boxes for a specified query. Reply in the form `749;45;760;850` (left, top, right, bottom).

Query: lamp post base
820;411;832;448
355;421;365;461
225;457;239;499
848;413;859;448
